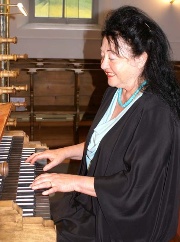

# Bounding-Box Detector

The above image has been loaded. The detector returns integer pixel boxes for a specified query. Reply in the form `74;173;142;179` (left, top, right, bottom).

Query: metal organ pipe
0;0;28;111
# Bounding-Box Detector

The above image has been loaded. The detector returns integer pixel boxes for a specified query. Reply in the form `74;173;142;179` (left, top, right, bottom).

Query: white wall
9;0;180;60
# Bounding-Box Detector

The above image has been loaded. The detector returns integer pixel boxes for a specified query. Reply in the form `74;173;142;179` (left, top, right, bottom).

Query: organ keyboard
0;135;51;219
0;103;56;242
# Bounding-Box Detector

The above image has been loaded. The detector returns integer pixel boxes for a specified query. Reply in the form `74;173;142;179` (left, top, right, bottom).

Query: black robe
55;87;180;242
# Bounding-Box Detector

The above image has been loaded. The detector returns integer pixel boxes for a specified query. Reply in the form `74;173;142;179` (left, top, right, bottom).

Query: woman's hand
25;142;85;171
30;173;76;195
25;149;66;171
30;173;97;197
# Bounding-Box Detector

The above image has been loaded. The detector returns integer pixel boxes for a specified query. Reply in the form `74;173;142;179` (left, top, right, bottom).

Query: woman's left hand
30;173;78;195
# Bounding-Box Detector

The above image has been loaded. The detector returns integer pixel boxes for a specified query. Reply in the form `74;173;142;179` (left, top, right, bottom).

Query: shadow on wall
82;18;109;123
83;48;108;122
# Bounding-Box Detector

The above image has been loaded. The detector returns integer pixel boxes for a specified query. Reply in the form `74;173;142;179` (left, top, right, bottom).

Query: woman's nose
101;56;108;70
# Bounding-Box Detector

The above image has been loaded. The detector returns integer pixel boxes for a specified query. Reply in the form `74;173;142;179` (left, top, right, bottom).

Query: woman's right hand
25;148;66;171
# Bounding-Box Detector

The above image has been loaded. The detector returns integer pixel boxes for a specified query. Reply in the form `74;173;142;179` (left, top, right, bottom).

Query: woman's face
100;37;146;91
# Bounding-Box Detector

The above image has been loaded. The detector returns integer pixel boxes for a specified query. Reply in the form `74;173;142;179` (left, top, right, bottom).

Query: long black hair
102;5;180;118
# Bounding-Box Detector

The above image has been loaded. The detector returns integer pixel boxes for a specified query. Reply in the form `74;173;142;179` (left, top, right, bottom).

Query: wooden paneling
8;58;108;147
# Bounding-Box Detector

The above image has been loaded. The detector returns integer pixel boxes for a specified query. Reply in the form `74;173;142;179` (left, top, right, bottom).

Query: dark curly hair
102;5;180;118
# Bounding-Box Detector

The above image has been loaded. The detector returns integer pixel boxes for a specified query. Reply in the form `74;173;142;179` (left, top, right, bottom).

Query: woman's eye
109;52;117;60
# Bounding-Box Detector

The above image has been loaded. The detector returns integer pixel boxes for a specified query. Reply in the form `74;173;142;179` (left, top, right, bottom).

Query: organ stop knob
0;161;9;177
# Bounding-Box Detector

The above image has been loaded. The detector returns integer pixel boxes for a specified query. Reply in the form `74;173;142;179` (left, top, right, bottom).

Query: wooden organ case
0;103;56;242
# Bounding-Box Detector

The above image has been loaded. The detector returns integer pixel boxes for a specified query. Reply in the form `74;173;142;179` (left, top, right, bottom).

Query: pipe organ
0;1;56;241
0;105;56;242
0;0;27;106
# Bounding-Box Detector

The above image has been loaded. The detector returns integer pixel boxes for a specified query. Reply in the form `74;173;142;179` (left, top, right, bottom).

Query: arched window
29;0;98;24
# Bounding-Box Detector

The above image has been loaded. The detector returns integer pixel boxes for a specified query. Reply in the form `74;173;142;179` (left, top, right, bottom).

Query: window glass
35;0;63;18
31;0;97;24
64;0;92;18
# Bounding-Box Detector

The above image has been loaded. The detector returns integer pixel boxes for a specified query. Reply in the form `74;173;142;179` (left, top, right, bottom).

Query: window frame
29;0;99;24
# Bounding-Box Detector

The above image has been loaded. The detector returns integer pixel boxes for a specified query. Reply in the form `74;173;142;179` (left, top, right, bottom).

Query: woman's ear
136;52;148;69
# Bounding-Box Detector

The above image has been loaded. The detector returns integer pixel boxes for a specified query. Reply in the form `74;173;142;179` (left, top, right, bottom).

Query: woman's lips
105;72;115;78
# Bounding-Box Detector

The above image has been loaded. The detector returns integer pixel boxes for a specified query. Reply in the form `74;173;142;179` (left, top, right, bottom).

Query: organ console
0;4;55;239
0;103;56;241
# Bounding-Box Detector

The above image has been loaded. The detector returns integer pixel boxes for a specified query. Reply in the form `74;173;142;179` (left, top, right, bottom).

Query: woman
26;6;180;241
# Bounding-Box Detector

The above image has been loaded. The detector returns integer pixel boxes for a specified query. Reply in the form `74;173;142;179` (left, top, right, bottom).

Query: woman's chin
108;80;118;88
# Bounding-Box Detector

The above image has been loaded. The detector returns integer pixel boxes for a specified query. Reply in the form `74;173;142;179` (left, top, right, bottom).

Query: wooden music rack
0;103;12;140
